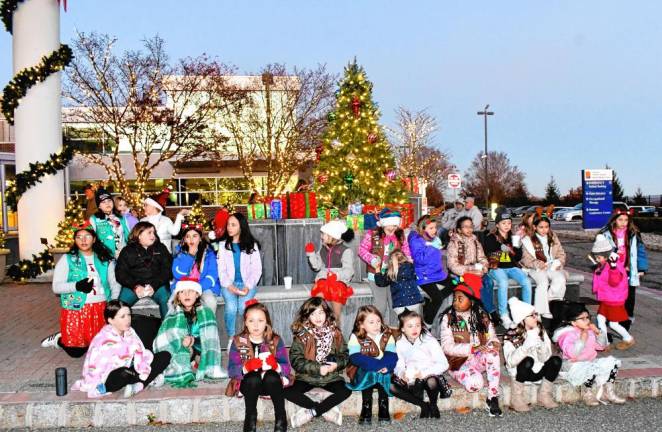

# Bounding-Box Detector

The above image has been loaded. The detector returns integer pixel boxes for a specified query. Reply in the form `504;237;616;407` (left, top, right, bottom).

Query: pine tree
54;199;86;248
187;200;208;228
632;187;647;205
314;61;407;208
606;165;625;201
544;176;561;204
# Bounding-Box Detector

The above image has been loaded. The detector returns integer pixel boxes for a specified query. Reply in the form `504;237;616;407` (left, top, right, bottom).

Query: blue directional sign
582;169;613;229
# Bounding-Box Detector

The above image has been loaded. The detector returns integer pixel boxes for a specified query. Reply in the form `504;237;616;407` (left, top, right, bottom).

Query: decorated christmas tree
187;200;208;228
54;199;86;248
314;61;407;208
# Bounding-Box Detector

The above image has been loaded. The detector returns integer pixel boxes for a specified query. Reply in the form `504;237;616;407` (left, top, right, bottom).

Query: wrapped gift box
318;207;340;222
247;203;270;220
288;192;318;219
346;214;365;231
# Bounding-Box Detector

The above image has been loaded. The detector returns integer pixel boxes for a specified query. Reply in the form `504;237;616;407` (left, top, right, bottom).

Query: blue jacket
408;231;447;285
376;261;423;308
171;245;220;295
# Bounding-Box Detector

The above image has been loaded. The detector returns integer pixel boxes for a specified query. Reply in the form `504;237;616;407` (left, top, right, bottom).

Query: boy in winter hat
503;297;561;412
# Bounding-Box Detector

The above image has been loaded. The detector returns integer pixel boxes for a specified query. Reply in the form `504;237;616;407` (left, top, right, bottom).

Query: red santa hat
144;187;172;213
453;273;483;300
208;208;230;240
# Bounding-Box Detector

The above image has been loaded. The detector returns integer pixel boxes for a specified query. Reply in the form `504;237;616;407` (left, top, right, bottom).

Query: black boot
243;412;257;432
274;415;287;432
377;386;391;423
359;389;373;425
419;401;431;418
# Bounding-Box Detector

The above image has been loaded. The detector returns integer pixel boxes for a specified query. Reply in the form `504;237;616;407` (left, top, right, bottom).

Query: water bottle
55;367;67;396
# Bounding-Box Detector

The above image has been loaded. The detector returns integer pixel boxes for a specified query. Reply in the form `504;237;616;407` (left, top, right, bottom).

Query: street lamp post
477;105;494;210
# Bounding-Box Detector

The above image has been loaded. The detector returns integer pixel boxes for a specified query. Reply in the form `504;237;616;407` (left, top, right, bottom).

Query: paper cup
511;235;521;248
283;276;293;290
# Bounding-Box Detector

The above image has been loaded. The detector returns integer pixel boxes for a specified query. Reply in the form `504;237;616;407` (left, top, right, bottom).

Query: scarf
310;325;334;363
153;305;224;387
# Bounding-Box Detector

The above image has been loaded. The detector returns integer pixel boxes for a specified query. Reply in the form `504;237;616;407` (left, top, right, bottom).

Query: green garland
6;138;75;210
7;247;55;282
1;0;25;33
1;44;72;124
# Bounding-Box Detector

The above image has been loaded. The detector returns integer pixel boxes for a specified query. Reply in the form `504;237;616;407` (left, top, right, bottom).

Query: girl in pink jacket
358;208;411;325
591;234;635;350
72;300;171;398
552;302;624;406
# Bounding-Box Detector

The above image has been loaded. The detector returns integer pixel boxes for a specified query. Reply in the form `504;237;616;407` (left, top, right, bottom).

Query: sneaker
486;396;503;417
500;315;515;330
322;406;342;425
150;373;165;388
615;338;635;350
123;383;144;398
290;408;314;428
41;332;61;348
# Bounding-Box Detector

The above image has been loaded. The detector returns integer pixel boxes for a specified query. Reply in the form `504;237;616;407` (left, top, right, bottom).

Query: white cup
283;276;293;290
511;235;521;248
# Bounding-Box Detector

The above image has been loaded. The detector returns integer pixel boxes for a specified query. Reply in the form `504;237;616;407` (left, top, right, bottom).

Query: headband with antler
613;208;634;217
70;220;94;232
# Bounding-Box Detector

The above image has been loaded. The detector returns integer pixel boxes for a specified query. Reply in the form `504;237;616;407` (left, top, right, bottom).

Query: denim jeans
119;285;169;320
480;275;496;314
489;267;532;317
221;286;257;338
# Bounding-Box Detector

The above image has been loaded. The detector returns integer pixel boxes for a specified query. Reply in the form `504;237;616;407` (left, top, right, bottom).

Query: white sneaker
322;406;342;426
150;373;165;388
290;408;314;428
123;383;143;398
41;332;61;348
501;315;515;330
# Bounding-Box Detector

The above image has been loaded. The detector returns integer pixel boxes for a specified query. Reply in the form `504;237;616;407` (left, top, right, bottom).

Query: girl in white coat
141;189;189;253
391;310;452;418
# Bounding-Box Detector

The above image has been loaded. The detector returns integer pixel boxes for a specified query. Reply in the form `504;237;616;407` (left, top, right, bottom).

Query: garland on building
1;43;72;124
5;139;76;210
7;247;55;282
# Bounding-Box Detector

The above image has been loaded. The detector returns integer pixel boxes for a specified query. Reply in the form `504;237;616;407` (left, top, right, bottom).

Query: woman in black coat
116;222;173;320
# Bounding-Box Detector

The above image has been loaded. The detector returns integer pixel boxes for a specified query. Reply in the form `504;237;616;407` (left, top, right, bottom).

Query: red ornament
317;174;329;184
367;133;377;144
315;144;324;161
351;96;361;118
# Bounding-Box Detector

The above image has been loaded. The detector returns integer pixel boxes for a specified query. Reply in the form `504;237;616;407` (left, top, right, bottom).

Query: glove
305;243;315;253
75;278;94;293
426;237;443;250
609;252;619;262
265;354;279;371
500;244;511;253
244;358;263;373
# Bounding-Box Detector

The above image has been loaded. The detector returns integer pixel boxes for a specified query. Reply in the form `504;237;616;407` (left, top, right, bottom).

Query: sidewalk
0;271;661;428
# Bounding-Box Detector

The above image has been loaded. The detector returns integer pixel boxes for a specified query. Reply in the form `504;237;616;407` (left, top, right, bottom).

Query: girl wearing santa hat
305;219;355;321
141;188;190;253
358;208;411;325
172;223;221;314
153;277;226;387
439;273;503;417
41;222;121;357
503;297;562;412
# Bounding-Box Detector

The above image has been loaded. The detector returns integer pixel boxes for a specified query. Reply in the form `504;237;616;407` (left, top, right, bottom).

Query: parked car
512;205;531;217
630;205;657;217
552;206;573;216
556;203;583;221
613;201;629;213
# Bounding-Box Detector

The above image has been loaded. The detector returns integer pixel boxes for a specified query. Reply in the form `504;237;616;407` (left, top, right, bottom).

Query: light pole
477;105;494;210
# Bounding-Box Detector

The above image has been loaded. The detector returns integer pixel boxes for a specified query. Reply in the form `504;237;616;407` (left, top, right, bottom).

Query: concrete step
1;369;659;428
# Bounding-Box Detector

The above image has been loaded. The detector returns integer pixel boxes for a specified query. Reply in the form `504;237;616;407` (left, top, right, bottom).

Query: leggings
240;370;286;420
449;350;501;397
390;375;449;408
284;379;351;416
58;339;87;358
621;285;636;330
515;356;562;383
419;282;453;325
104;351;171;393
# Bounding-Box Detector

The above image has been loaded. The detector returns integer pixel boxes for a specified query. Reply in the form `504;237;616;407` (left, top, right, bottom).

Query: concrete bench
133;273;583;345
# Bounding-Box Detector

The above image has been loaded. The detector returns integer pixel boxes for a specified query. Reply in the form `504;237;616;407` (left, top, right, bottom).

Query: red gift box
403;177;420;194
288;192;318;219
384;202;414;229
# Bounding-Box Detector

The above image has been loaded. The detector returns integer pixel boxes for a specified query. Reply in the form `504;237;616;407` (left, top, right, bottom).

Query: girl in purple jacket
408;215;450;326
217;213;262;338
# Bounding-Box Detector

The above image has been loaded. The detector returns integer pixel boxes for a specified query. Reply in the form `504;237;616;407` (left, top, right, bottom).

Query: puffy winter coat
407;231;447;285
115;241;172;290
171;245;220;295
376;261;423;308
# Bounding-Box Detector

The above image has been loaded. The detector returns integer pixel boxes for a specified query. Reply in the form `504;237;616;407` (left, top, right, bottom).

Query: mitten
244;358;263;373
265;354;279;371
427;237;443;250
305;242;316;253
609;252;619;263
75;278;94;293
500;244;511;253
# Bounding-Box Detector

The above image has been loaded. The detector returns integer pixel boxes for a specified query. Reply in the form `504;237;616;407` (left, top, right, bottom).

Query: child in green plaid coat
153;277;227;387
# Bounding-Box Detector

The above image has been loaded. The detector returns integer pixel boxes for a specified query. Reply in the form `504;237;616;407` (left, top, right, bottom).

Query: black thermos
55;367;67;396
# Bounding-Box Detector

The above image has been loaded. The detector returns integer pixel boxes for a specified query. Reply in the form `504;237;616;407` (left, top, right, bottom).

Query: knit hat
95;188;113;207
455;198;465;205
144;188;171;213
453;273;482;300
562;302;589;322
321;220;348;241
494;207;512;224
592;234;613;254
508;297;536;324
377;208;402;228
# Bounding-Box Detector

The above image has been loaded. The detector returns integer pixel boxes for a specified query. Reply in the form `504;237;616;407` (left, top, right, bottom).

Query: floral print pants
450;350;501;397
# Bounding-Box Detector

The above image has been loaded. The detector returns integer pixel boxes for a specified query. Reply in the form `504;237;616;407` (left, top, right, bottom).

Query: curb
1;374;660;428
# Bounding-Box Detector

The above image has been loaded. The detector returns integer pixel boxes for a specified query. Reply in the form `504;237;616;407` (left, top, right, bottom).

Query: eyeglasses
75;234;93;240
574;315;591;322
460;224;473;229
527;312;539;319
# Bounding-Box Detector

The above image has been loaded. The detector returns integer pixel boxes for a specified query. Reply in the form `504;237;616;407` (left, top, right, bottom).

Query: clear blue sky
2;0;661;197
